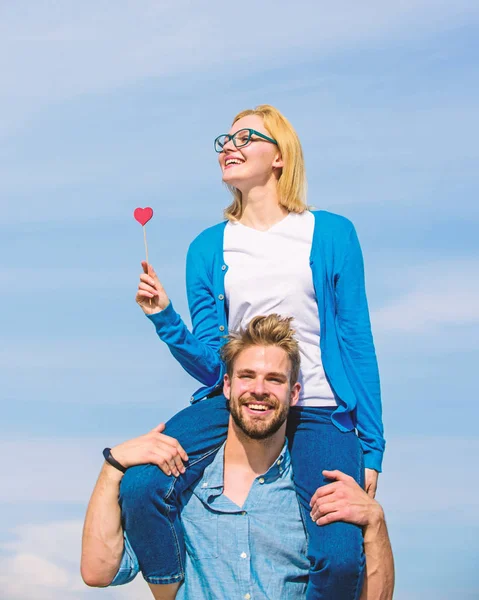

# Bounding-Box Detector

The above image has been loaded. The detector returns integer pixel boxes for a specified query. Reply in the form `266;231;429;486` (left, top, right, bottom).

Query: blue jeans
287;406;365;600
119;398;365;598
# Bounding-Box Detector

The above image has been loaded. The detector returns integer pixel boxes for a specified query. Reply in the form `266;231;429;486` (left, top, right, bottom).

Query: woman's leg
119;395;229;586
287;406;365;600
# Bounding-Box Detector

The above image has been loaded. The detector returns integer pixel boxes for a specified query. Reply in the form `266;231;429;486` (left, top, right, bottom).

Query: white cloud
372;259;479;335
0;521;151;599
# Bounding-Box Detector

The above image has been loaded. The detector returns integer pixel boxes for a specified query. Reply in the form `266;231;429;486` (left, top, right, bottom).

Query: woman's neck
239;182;288;231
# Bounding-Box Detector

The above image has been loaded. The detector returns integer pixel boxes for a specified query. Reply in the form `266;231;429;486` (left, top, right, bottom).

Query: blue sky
1;1;478;598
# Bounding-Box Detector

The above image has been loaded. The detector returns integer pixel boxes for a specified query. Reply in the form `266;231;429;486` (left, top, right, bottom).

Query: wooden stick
143;226;151;306
143;225;149;265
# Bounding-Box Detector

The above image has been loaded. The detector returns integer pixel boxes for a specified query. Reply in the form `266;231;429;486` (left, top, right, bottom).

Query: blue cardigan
148;210;385;471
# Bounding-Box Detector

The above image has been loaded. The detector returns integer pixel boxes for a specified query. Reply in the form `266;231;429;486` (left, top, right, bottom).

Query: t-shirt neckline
232;211;296;234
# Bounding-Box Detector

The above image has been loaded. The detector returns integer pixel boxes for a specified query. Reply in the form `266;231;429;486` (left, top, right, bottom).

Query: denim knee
119;464;174;517
308;530;365;600
312;546;364;580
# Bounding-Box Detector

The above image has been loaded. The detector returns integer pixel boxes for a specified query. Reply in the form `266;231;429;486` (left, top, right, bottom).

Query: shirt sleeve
109;534;140;586
335;224;385;471
146;239;224;388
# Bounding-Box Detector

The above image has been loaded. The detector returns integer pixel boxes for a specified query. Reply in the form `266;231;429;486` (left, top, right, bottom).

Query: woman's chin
222;173;240;187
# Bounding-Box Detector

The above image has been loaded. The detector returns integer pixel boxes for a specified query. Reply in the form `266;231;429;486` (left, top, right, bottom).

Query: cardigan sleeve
146;240;224;388
335;224;385;471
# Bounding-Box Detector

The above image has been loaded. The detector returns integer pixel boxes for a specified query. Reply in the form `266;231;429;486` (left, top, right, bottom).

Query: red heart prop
134;207;154;226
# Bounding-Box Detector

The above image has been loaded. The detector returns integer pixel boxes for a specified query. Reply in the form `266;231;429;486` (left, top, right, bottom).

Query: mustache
238;394;278;408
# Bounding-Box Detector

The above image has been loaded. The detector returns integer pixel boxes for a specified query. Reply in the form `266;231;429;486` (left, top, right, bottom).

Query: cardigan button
218;294;224;301
219;325;225;332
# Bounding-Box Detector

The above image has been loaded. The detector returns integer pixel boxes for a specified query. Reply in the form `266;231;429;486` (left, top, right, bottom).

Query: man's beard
227;394;290;440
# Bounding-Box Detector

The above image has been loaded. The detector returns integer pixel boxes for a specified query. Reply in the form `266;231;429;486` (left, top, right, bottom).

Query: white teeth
225;159;243;166
247;404;270;412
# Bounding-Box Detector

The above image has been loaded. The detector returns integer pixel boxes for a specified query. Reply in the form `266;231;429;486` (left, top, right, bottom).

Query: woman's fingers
136;290;155;301
137;262;169;313
139;273;157;286
138;282;158;296
141;262;160;284
365;468;379;497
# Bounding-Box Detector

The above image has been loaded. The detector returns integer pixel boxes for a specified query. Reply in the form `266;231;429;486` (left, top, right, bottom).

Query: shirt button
276;459;282;465
221;265;227;271
244;594;251;600
258;477;265;484
219;325;225;332
218;294;224;300
202;482;208;488
241;511;247;516
190;396;195;402
240;552;247;559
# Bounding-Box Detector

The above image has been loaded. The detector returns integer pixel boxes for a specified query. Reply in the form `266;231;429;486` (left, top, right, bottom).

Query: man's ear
290;382;301;407
223;374;231;400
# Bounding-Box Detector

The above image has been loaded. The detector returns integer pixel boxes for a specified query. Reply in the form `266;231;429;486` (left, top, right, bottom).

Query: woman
120;105;385;600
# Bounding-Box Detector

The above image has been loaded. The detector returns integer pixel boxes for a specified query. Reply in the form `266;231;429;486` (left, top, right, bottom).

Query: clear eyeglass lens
215;135;229;152
233;129;251;148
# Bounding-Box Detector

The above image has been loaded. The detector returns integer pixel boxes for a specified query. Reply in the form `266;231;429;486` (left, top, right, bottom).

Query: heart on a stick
134;207;154;226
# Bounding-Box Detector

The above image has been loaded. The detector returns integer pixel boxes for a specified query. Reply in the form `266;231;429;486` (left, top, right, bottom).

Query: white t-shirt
224;211;336;407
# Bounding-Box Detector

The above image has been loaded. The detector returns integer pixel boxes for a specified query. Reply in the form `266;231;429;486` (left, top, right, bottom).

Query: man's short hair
221;314;300;386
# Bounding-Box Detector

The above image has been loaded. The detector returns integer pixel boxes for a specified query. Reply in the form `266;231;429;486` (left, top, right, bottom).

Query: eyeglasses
214;128;278;153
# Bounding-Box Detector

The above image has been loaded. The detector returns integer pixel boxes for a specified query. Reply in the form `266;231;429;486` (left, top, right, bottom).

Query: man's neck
222;421;286;507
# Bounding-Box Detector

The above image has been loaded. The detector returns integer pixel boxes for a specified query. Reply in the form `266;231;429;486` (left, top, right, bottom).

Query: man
81;315;394;599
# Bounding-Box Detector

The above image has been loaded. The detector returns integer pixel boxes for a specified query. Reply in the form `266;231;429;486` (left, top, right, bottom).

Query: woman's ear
273;153;284;169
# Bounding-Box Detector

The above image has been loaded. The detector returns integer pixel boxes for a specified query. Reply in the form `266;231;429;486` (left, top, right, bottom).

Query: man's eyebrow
266;371;288;381
236;368;256;376
235;369;288;380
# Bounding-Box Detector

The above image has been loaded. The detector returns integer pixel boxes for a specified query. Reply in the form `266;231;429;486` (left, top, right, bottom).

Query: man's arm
81;463;125;586
360;505;394;600
310;470;394;600
80;423;189;587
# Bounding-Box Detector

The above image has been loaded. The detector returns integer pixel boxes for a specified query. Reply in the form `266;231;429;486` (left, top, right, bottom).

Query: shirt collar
195;439;291;496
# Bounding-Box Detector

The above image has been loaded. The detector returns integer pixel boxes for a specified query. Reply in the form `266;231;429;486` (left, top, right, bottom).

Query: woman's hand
365;468;379;498
111;423;189;478
136;261;170;315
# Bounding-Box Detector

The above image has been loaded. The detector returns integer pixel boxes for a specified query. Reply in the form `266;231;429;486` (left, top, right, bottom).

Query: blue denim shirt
112;442;309;598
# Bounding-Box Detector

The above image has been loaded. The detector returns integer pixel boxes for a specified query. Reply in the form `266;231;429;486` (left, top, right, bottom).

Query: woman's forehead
229;114;266;135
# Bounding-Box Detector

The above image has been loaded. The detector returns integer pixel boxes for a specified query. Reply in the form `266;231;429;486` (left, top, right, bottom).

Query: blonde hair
221;314;300;386
224;104;308;221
